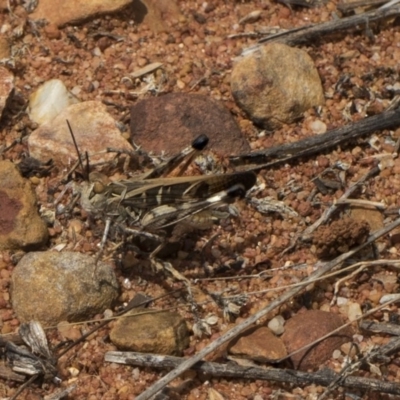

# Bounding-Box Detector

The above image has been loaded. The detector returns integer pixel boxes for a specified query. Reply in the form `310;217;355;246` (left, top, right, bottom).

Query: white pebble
332;349;342;359
336;297;348;306
347;302;362;322
28;79;79;125
268;315;285;335
310;119;327;134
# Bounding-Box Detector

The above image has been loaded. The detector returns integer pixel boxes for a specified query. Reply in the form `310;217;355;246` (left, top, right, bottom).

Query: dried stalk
337;0;388;14
241;3;400;50
105;351;400;395
230;106;400;169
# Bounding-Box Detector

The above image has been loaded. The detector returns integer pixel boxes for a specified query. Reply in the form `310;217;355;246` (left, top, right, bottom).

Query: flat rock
12;251;119;326
28;101;134;167
231;43;324;129
30;0;132;27
281;310;353;371
110;310;189;356
0;66;14;119
0;161;48;251
228;326;287;363
130;93;250;157
28;79;79;125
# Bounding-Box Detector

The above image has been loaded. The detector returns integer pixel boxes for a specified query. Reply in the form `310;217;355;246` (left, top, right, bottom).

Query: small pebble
347;302;362;322
309;120;327;134
332;349;341;359
268;315;285;335
336;297;348;306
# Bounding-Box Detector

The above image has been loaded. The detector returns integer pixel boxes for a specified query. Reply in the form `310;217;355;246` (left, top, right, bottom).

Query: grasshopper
74;131;256;281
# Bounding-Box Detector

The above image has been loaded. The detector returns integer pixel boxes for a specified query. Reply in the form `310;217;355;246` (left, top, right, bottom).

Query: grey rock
12;251;119;326
231;42;324;129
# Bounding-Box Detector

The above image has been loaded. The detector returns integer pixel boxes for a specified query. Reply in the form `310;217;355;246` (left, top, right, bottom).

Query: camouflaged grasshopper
74;131;256;279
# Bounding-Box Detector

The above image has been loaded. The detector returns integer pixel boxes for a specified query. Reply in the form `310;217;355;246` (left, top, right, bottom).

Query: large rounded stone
130;93;250;157
231;43;324;129
12;251;119;326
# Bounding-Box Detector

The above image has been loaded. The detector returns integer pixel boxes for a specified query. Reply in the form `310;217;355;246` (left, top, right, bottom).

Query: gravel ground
1;0;400;399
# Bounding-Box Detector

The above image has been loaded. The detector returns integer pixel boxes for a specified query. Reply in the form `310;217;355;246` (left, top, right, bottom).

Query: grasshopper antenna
66;119;88;180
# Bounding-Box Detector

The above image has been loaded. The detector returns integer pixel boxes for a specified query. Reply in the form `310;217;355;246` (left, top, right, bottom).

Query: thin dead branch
337;0;388;14
230;106;400;169
135;217;400;400
241;4;400;50
105;351;400;395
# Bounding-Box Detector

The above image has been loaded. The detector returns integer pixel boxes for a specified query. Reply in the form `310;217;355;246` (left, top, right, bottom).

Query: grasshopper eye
192;134;209;151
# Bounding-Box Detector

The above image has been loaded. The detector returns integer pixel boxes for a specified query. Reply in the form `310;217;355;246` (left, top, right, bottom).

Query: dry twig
241;3;400;50
105;351;400;395
230;106;400;169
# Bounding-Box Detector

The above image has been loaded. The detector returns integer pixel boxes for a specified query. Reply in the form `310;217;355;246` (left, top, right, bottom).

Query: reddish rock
30;0;132;27
0;161;48;251
281;310;353;371
229;326;287;363
130;93;251;157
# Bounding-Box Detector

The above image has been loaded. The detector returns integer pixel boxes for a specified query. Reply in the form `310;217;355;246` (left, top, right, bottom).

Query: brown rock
231;43;324;129
30;0;132;27
130;93;250;157
312;216;370;259
28;101;133;167
12;251;119;326
281;310;353;371
229;326;287;363
110;310;189;356
0;66;14;118
0;161;48;251
350;205;383;232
